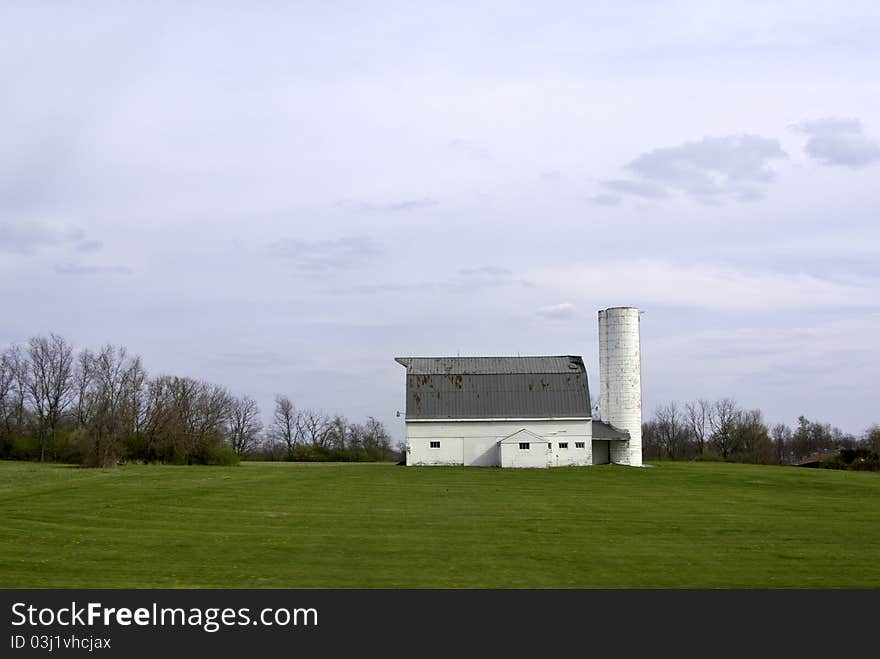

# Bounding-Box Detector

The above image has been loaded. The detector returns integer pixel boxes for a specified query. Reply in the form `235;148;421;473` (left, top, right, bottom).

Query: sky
2;1;879;441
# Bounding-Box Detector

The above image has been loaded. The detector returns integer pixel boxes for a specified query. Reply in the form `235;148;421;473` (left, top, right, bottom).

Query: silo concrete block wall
598;307;643;466
598;310;608;425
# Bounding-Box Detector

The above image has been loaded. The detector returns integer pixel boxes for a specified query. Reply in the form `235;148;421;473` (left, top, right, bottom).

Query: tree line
0;333;398;467
643;397;880;470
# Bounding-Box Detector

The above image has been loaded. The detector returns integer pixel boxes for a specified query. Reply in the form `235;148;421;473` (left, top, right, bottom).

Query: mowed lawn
1;460;879;588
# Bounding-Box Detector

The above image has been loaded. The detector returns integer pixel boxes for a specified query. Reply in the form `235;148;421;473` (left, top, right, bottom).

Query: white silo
597;307;643;466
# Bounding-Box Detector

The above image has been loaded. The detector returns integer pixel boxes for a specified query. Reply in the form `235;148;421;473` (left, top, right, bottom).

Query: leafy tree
867;425;880;457
730;409;773;464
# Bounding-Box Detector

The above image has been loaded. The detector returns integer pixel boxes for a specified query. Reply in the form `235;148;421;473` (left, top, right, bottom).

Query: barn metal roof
394;356;586;375
395;356;591;420
591;420;630;440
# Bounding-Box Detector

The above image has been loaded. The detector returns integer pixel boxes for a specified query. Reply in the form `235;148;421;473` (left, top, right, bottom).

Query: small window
430;441;440;449
575;442;585;449
519;442;530;450
559;442;569;449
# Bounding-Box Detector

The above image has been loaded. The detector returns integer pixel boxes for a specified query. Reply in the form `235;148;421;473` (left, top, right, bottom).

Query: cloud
540;171;562;183
451;266;534;290
458;266;512;278
536;302;576;319
338;198;440;212
268;236;382;271
793;117;880;168
589;194;621;206
336;266;534;296
0;220;85;254
362;198;439;212
75;240;103;252
54;263;133;275
604;134;787;203
627;134;786;200
349;282;411;294
601;180;668;200
535;259;877;312
203;350;294;369
449;139;491;160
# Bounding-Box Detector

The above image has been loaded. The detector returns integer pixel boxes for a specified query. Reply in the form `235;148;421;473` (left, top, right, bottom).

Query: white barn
396;306;644;468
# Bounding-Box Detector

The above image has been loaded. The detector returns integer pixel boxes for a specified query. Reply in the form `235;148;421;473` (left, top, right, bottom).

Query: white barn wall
406;435;464;466
500;436;551;468
406;419;592;467
549;436;590;467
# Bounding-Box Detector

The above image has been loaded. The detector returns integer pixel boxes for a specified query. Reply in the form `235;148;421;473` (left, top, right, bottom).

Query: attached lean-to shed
499;429;551;468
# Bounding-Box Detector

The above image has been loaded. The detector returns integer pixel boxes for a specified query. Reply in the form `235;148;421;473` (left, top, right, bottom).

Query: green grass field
1;460;878;588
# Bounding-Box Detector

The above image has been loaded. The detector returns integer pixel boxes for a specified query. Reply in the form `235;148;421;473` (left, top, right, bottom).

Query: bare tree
126;356;147;438
364;416;392;459
80;346;116;465
0;352;12;408
5;345;30;435
346;420;366;455
1;331;408;466
227;395;262;457
25;334;75;461
299;409;333;448
771;423;793;465
79;345;147;467
74;349;95;427
685;399;711;457
140;375;178;461
269;395;300;454
654;401;689;460
641;419;661;459
189;380;233;459
710;398;739;460
139;375;232;463
325;414;347;451
168;376;199;456
0;351;16;448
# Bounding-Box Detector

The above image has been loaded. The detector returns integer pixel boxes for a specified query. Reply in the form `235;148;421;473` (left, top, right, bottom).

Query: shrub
209;445;240;466
10;436;40;461
192;444;240;466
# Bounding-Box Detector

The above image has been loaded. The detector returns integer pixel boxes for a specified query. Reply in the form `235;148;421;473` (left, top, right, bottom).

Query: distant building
793;453;837;468
395;307;643;468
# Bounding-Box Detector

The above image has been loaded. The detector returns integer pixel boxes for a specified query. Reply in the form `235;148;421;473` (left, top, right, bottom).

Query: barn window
559;442;569;449
430;441;440;449
575;442;585;449
518;442;530;450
